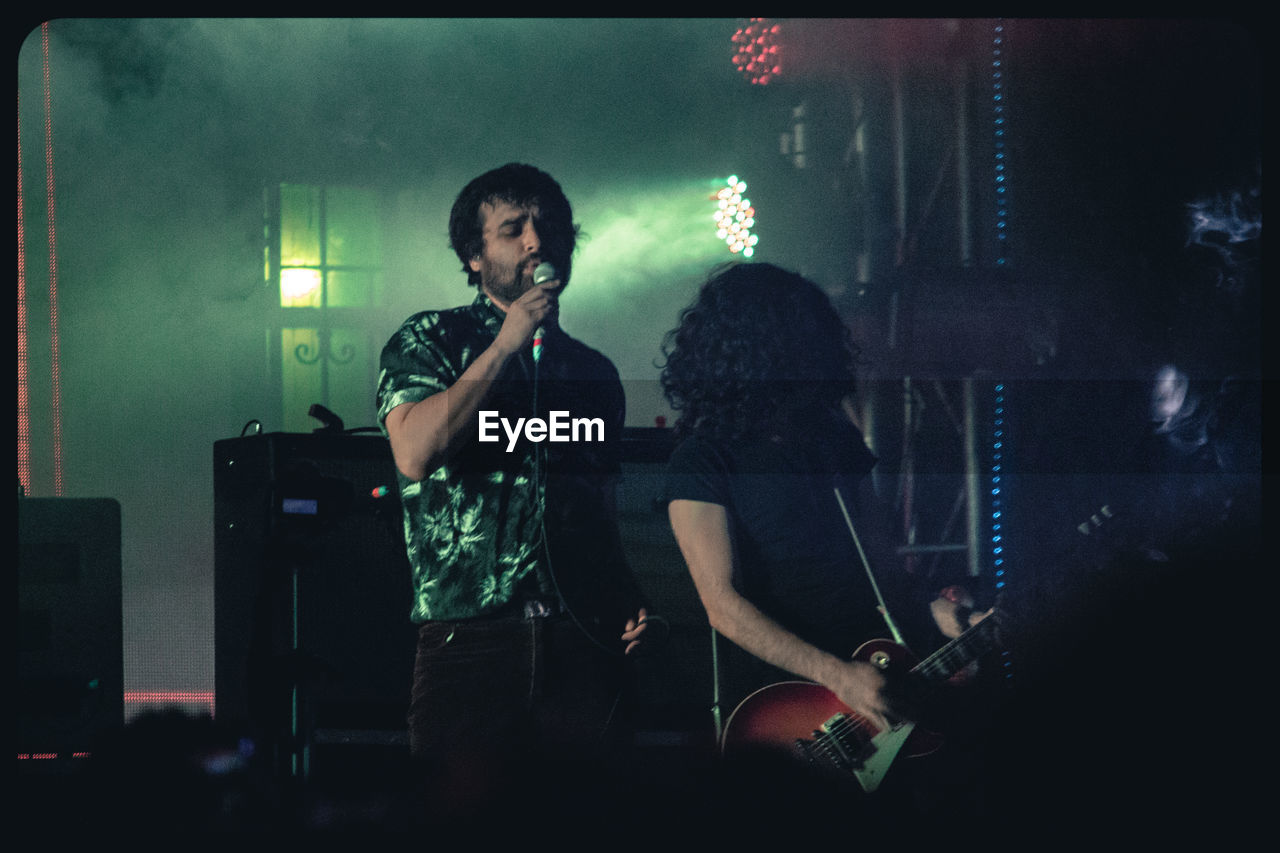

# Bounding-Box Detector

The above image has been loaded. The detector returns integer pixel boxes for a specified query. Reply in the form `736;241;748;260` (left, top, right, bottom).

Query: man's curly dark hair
659;262;862;442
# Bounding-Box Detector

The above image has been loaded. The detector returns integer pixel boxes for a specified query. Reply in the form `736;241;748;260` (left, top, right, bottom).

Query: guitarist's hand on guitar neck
931;585;996;640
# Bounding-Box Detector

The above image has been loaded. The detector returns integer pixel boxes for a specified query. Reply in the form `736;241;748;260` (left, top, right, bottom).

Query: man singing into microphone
376;164;650;797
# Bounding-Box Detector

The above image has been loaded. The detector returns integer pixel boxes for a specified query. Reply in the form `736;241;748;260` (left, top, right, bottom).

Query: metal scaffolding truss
882;376;988;581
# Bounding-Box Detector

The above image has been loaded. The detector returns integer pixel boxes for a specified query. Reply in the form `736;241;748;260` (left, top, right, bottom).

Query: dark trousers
408;613;633;772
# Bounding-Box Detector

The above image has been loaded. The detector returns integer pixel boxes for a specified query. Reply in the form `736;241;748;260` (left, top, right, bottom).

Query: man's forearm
387;341;515;480
706;590;847;688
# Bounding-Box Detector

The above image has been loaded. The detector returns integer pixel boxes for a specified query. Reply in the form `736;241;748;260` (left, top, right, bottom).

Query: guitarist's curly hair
659;262;862;442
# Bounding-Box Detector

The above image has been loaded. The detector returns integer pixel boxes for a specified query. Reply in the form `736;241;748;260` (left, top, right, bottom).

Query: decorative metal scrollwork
292;329;355;366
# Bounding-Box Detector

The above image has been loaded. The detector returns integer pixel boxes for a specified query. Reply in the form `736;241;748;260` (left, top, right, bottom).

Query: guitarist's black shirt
662;414;924;674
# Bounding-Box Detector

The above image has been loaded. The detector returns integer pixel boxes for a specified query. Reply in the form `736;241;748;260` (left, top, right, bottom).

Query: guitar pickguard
719;630;993;792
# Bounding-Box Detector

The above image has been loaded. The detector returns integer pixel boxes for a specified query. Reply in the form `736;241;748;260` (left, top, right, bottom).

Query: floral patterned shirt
377;292;636;625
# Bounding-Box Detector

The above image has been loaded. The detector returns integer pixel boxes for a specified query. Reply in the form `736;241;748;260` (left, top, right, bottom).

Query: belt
426;598;565;624
521;598;564;619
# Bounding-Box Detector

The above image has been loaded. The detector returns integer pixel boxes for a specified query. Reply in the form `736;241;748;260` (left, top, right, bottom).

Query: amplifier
18;498;124;766
213;432;414;779
214;427;717;775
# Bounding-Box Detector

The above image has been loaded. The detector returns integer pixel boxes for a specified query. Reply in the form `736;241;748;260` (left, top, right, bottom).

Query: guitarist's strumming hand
830;659;899;733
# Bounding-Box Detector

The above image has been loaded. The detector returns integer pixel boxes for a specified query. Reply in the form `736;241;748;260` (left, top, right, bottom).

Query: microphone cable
527;264;622;657
529;334;633;658
526;289;666;659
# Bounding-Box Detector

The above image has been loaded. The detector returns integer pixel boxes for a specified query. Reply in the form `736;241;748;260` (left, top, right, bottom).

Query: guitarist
658;263;992;809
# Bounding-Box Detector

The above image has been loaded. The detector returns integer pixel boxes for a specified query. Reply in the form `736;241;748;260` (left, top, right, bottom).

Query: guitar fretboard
912;615;1000;683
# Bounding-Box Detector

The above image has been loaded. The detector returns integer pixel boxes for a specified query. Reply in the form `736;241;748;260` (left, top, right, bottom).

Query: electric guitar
719;501;1125;792
719;612;1002;792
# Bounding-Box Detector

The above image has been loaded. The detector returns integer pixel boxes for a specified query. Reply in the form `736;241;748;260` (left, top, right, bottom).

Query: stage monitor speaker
18;497;124;764
214;432;416;777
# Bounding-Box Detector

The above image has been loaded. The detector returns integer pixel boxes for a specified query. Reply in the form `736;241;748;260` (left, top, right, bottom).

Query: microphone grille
533;262;558;285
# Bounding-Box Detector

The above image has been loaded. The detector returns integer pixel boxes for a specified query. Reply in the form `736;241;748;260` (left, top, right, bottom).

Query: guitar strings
805;619;1001;767
806;709;876;769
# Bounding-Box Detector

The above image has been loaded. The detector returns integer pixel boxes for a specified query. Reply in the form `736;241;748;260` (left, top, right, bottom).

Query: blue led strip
990;25;1013;681
990;383;1013;681
992;20;1009;266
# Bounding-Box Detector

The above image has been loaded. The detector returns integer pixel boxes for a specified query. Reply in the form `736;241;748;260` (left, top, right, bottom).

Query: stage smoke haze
17;17;1262;724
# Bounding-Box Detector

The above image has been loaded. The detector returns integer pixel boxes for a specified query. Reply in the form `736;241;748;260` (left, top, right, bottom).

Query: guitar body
720;639;945;791
714;505;1106;793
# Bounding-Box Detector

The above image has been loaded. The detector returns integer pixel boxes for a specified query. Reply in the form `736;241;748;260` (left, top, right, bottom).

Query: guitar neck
911;615;1000;683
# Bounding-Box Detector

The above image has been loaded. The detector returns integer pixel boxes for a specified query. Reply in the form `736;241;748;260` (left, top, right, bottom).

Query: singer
376;164;650;796
658;262;992;820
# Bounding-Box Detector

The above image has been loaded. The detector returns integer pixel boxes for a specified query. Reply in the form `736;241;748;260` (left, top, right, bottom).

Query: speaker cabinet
215;428;720;774
214;432;416;778
18;498;124;764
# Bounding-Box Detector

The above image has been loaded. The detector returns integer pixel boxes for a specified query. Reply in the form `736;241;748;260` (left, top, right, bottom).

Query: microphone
532;262;557;363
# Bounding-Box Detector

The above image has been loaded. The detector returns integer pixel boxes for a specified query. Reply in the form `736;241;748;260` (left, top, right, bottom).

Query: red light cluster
731;18;782;85
124;690;217;719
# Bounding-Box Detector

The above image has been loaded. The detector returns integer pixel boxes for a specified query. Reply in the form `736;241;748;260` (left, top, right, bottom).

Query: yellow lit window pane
280;184;321;267
327;269;383;308
272;183;382;432
280;268;322;308
324;187;381;267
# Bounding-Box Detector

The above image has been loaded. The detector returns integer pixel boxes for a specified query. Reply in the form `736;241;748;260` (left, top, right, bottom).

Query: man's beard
480;257;535;304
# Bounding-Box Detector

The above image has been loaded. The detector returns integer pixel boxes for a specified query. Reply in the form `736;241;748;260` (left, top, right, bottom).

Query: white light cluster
714;175;758;258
